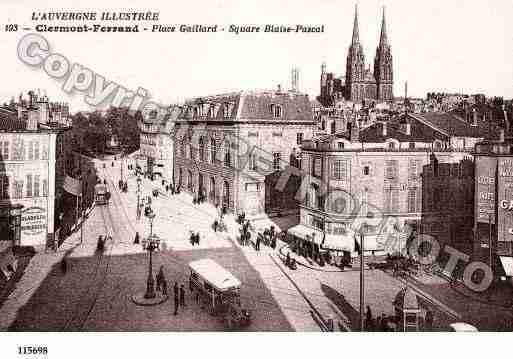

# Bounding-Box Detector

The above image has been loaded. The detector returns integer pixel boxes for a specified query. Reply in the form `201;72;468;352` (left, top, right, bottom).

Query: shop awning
355;232;409;254
499;256;513;277
288;225;323;244
322;233;355;252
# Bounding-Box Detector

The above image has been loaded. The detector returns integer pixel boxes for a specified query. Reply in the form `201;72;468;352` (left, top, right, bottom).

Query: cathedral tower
345;4;366;102
374;6;394;101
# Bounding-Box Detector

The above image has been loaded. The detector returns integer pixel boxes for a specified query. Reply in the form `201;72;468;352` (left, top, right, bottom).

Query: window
180;138;185;157
311;216;324;231
34;141;40;159
273;152;281;171
270;104;282;118
0;175;9;199
199;137;205;161
26;175;32;197
363;166;370;176
337;142;345;150
408;160;419;179
188;139;193;160
249;153;258;171
409;142;415;149
385;160;398;179
34;175;40;197
388;141;396;150
42;179;48;197
2;141;8;160
313;157;322;177
384;187;399;212
224;142;231;167
408;188;418;213
296;133;303;145
28;141;34;160
332;160;348;180
210;139;217;164
14;180;23;199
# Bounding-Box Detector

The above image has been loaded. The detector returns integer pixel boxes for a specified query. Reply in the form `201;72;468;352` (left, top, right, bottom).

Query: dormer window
388;142;396;150
270;104;282;118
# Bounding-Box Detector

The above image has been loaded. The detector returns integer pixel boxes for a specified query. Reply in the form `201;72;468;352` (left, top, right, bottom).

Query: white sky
0;0;512;112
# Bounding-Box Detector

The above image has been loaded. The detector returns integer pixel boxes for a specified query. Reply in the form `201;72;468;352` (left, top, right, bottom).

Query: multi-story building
290;112;496;259
139;106;178;182
0;91;72;255
173;89;316;216
318;5;394;106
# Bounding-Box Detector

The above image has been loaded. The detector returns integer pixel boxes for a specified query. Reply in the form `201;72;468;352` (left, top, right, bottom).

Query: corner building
173;90;315;216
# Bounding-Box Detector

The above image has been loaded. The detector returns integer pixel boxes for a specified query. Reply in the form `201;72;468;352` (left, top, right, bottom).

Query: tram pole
360;229;365;331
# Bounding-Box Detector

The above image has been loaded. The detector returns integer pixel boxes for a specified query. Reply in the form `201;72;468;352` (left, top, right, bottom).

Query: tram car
94;184;110;205
188;259;251;329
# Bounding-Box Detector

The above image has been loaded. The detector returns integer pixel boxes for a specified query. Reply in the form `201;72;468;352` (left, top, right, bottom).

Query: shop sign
21;207;47;236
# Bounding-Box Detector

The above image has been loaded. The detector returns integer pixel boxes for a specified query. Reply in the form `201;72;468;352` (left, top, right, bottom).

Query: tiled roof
0;108;25;131
359;120;446;143
409;112;497;138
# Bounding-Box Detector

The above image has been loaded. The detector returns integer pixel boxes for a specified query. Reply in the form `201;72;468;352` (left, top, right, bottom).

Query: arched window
199;137;205;161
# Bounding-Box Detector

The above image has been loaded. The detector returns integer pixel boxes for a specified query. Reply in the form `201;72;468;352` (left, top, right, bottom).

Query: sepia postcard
0;0;512;358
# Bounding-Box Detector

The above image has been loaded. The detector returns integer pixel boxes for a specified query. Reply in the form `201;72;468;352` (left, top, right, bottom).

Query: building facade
0;91;71;253
293;112;494;258
139;106;178;182
173;89;316;216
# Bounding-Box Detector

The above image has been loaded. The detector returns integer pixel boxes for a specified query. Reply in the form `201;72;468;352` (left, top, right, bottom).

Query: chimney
382;121;387;137
350;122;359;142
472;108;478;126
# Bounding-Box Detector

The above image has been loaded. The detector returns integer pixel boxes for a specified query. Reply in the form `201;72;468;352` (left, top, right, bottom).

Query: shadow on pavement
320;283;359;330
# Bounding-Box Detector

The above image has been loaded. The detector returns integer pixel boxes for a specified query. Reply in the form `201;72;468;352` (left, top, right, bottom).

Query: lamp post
143;211;158;300
359;224;366;332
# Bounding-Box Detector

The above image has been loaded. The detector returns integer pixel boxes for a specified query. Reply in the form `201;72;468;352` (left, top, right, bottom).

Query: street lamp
143;210;159;300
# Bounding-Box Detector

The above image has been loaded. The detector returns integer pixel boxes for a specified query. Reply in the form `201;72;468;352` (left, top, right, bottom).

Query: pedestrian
162;279;168;296
173;282;179;315
213;219;218;232
179;284;186;307
196;232;201;246
425;310;434;331
286;252;290;267
156;265;165;291
134;231;140;244
61;258;68;274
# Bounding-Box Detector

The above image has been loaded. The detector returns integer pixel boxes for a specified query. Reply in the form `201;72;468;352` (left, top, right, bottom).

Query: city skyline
0;0;512;112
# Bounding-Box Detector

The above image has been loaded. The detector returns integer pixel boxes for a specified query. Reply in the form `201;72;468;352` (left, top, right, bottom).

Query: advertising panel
497;157;513;243
20;206;48;245
476;156;496;223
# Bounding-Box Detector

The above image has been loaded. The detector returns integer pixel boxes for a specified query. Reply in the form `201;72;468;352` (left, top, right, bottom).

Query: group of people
284;252;297;270
97;235;111;252
155;266;187;316
163;183;181;195
192;192;207;205
118;180;128;192
189;231;201;246
213;218;227;233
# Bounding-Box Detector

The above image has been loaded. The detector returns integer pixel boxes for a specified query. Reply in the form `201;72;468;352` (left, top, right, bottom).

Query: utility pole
360;228;365;331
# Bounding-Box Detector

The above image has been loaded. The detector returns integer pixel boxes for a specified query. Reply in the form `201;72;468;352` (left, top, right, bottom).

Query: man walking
173;282;179;315
179;284;186;307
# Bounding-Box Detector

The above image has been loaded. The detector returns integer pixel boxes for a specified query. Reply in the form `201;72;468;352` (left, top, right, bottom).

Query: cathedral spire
379;6;388;46
352;3;360;45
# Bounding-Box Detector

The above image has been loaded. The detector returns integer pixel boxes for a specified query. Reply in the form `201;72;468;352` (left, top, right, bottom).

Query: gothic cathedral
319;5;394;106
